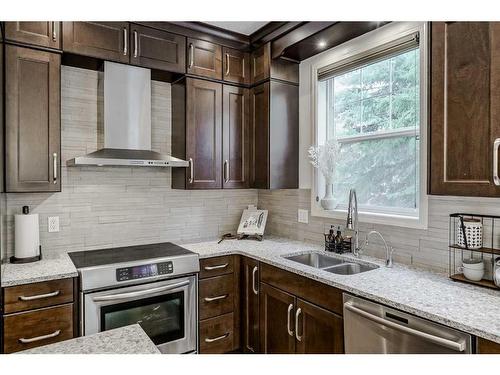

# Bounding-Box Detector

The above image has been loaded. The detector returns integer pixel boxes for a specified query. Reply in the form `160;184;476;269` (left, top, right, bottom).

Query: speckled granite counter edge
188;242;500;345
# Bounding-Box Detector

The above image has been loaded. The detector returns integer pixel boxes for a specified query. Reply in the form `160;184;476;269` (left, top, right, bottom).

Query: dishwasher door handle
344;303;466;352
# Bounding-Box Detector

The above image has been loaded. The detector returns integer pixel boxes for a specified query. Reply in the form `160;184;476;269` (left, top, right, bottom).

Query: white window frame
309;22;429;229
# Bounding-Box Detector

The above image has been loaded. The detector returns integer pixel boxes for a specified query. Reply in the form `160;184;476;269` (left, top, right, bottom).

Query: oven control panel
116;261;173;282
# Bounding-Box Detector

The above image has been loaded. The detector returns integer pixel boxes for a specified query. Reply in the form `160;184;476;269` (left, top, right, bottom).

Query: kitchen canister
456;218;483;249
11;205;41;263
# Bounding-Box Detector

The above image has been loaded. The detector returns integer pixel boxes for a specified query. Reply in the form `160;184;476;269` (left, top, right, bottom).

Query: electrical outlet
298;209;309;224
48;216;59;233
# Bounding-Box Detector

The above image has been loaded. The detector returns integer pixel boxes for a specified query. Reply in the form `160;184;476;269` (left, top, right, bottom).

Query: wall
5;66;257;257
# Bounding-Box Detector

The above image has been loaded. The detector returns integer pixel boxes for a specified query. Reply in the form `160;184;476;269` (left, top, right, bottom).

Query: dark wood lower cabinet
477;337;500;354
242;257;259;353
259;282;296;353
295;298;343;354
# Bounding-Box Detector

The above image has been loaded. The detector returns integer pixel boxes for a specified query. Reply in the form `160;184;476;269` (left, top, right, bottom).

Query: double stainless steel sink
283;252;378;275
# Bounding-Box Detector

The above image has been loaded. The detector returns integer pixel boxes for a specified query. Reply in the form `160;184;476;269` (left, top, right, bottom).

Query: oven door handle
91;280;190;302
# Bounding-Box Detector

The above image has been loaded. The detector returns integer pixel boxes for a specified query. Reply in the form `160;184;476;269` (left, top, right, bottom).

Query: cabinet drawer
199;256;234;279
3;304;74;353
199;274;234;320
199;312;234;354
4;278;74;314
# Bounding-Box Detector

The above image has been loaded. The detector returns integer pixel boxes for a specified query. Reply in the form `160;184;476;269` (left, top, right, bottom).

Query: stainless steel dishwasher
343;294;472;354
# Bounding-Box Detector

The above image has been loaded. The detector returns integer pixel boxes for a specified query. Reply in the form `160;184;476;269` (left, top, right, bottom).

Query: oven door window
100;291;184;345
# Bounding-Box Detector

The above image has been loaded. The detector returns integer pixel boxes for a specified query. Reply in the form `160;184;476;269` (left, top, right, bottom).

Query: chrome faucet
365;230;394;268
346;189;360;257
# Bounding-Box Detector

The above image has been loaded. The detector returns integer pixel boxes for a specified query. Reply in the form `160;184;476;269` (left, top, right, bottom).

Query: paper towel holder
10;205;43;264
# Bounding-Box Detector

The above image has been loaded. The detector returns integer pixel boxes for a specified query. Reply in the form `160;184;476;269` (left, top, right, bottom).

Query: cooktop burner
69;242;195;269
69;242;199;291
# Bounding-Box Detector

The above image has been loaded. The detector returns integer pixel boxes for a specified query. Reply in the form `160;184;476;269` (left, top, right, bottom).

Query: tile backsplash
5;66;257;257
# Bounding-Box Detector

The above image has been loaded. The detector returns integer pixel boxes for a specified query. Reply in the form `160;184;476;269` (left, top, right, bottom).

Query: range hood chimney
67;62;188;168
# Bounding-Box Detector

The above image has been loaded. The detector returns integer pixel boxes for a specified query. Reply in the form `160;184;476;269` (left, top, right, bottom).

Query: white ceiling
203;22;269;35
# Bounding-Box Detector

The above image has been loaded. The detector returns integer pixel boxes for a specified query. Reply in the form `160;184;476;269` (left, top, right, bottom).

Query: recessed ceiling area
203;21;269;35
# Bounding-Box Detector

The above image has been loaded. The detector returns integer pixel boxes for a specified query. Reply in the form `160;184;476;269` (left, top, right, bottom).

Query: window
311;23;427;228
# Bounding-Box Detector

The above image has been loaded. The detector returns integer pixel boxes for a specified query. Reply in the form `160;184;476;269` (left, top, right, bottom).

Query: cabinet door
477;337;500;354
223;85;250;189
251;43;270;84
259;283;295;354
6;45;61;192
186;78;222;189
242;258;260;353
187;38;222;79
250;82;270;189
295;298;344;354
129;24;186;72
223;47;250;84
5;22;61;49
430;22;500;196
62;22;129;63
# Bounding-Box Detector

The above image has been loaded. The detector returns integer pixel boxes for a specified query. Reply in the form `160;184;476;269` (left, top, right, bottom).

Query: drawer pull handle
19;290;60;301
204;263;228;271
204;294;228;302
19;330;61;344
204;332;229;343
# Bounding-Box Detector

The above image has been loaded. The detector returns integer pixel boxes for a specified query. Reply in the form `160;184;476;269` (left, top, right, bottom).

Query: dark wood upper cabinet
129;24;185;73
242;257;259;353
187;38;222;79
5;45;61;193
223;47;250;85
223;85;250;189
62;22;130;64
4;22;61;50
430;22;500;197
295;298;344;354
251;81;299;189
251;43;270;84
259;282;296;354
184;78;222;189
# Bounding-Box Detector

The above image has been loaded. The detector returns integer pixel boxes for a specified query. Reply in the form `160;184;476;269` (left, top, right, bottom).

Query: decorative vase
321;183;335;210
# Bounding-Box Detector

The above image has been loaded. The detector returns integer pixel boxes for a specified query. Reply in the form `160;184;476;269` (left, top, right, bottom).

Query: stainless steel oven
69;242;200;354
84;275;197;354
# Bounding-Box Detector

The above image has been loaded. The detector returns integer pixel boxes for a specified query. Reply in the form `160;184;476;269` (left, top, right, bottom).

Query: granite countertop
182;236;500;344
17;324;160;354
1;253;78;287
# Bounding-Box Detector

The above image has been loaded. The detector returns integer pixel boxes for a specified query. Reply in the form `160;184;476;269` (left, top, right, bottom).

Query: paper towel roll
15;213;40;259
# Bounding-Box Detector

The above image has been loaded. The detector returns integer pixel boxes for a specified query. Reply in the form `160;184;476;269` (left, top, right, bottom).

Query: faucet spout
346;189;360;257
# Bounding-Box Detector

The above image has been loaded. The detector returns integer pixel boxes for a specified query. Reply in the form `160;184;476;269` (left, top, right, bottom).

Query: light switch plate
48;216;59;233
298;209;309;224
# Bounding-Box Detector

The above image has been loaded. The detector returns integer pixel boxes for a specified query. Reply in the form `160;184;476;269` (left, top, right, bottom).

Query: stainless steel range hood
67;62;188;168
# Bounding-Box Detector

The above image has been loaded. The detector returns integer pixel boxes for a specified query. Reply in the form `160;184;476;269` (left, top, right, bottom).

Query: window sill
310;201;428;230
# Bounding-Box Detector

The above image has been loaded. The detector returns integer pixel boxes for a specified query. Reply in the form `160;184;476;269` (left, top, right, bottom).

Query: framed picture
237;207;268;236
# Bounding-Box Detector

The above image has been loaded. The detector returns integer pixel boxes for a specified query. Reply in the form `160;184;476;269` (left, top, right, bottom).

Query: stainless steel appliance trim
287;303;294;337
344;302;465;351
295;307;302;341
204;263;228;271
205;333;229;343
204;294;228;302
84;275;197;354
494;138;500;186
19;290;60;301
19;330;61;344
251;266;258;295
91;280;189;302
